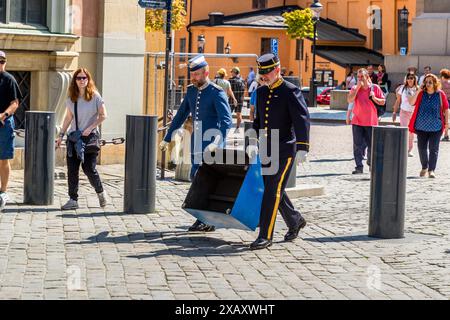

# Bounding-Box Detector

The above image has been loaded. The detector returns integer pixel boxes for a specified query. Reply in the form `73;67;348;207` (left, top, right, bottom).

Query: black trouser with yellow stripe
258;157;303;240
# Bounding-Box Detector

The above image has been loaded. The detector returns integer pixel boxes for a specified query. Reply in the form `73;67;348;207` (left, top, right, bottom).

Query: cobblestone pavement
1;123;450;300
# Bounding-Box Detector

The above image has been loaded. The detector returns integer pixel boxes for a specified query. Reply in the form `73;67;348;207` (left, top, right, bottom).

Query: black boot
284;217;307;242
250;238;272;250
188;220;216;232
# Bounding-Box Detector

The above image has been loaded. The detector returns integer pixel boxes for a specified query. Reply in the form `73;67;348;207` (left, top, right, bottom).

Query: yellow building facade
172;0;417;87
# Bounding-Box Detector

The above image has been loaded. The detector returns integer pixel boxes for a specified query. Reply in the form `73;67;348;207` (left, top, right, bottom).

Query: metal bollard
124;115;157;214
286;152;299;188
369;126;408;239
24;111;55;205
243;121;253;152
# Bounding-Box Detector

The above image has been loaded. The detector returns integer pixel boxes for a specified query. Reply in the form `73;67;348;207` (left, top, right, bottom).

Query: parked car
316;87;333;105
301;86;331;107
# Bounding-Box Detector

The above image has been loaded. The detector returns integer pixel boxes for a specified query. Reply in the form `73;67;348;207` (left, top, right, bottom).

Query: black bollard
24;111;55;205
124;115;157;214
369;126;408;239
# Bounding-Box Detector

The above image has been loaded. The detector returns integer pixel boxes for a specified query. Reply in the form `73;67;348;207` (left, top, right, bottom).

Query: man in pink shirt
347;68;386;174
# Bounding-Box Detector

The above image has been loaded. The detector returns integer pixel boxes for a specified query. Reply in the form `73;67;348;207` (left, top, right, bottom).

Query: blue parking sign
271;38;278;56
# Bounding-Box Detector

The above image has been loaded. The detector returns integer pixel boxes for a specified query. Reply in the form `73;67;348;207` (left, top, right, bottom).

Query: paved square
1;124;449;300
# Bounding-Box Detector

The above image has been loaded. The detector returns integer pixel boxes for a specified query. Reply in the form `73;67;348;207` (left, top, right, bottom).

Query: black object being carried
182;149;264;231
369;84;386;117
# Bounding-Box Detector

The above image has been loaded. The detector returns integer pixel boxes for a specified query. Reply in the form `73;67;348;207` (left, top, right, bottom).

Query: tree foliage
282;8;315;40
145;0;186;32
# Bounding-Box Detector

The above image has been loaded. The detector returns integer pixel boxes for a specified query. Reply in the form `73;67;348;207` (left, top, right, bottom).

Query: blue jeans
416;130;441;171
352;125;372;169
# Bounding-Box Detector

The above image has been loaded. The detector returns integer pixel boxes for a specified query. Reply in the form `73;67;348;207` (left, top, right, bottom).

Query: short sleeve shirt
0;72;22;113
397;85;416;112
67;91;104;133
415;92;442;132
213;78;231;92
351;84;384;127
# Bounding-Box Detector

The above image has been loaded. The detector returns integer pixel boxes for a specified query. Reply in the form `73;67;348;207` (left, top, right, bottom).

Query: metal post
369;126;408;239
124;115;158;214
161;0;173;180
309;19;318;108
286;153;298;188
24;111;55;205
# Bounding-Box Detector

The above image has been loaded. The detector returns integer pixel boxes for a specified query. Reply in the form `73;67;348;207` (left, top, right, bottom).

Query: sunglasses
0;60;6;64
76;76;88;81
407;77;415;80
425;80;434;85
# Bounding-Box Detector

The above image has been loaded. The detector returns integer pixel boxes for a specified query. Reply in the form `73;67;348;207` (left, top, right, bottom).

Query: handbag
74;101;101;154
369;84;386;117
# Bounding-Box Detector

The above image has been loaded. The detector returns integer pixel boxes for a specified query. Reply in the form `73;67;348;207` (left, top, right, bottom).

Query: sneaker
428;171;436;178
408;152;414;157
0;192;9;212
442;136;449;142
97;191;108;208
61;199;79;210
352;168;363;174
420;169;428;177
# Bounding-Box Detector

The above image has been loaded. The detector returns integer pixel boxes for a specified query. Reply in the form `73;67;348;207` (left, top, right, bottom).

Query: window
372;9;382;51
9;71;31;130
252;0;267;9
0;0;46;26
261;38;271;56
397;9;408;52
216;36;224;54
296;39;304;60
179;38;186;62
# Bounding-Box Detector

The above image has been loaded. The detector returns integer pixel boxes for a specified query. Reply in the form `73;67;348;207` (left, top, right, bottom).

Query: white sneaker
408;152;414;157
97;191;108;208
61;199;79;210
0;192;9;212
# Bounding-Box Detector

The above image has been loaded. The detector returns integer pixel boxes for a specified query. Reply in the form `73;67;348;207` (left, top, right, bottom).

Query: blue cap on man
189;55;208;71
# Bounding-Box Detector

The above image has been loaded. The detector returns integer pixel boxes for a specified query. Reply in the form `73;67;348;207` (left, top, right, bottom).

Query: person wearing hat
214;68;237;107
160;55;232;232
229;66;246;133
0;51;22;212
248;53;310;250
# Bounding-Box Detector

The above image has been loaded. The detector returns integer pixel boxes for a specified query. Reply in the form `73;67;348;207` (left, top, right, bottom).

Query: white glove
297;150;308;164
206;142;219;153
159;140;169;152
246;145;259;158
206;135;221;153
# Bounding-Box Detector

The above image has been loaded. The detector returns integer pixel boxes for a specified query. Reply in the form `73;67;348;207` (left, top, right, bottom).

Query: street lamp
399;6;409;54
309;0;323;108
197;34;206;53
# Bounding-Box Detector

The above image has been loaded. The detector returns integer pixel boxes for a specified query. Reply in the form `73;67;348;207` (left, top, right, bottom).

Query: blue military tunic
164;80;232;175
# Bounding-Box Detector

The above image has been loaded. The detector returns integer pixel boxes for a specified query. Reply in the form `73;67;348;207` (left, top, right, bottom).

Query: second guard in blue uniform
160;55;232;232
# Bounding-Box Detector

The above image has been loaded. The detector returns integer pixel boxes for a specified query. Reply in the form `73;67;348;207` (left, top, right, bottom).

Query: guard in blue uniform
250;53;310;250
160;55;232;232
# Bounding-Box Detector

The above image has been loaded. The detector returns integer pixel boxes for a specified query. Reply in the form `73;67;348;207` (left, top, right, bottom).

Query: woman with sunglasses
56;68;108;210
392;73;419;157
408;74;449;178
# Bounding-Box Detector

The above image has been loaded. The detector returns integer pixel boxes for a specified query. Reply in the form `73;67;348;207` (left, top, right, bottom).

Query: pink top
351;84;385;127
441;79;450;99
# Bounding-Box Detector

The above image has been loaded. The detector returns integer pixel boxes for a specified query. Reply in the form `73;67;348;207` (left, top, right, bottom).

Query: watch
4;112;9;117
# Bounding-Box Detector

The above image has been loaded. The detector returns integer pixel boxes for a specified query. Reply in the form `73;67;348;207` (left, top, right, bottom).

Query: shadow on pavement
58;211;153;218
309;158;353;163
303;235;380;243
299;173;348;178
4;207;64;213
69;231;249;257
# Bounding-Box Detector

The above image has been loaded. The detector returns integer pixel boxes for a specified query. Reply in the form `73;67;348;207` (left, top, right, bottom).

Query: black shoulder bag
369;84;386;117
74;101;101;154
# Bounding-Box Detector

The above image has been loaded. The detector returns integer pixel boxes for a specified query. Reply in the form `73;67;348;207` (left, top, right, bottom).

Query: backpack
369;84;386;117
